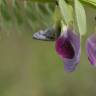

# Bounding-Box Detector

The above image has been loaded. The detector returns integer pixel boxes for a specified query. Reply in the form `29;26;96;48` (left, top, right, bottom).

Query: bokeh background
0;0;96;96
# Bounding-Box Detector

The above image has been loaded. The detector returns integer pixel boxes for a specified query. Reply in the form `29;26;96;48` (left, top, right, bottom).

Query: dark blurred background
0;0;96;96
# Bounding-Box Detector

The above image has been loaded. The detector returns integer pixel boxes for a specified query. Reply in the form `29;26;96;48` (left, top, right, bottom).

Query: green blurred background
0;0;96;96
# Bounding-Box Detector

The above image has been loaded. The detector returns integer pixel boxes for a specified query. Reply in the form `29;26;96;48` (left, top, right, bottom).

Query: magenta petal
86;34;96;65
55;26;80;72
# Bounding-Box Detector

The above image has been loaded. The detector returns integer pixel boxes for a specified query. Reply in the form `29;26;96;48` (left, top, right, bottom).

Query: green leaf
80;0;96;8
75;0;86;35
58;0;73;24
12;0;23;24
31;0;56;3
0;0;55;32
87;0;96;7
24;2;38;22
0;0;11;21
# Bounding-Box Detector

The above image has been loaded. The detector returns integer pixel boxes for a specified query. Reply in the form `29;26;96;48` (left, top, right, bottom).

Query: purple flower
55;26;81;72
86;34;96;65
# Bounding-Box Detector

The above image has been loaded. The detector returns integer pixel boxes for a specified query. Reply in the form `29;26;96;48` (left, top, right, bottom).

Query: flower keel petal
86;34;96;65
55;26;80;72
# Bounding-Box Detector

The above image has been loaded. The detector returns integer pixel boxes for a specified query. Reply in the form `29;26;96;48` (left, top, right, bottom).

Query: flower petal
55;26;80;72
86;34;96;65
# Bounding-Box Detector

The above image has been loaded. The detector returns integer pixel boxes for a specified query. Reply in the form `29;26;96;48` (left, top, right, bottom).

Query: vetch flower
86;34;96;65
55;26;81;72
